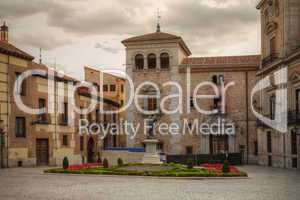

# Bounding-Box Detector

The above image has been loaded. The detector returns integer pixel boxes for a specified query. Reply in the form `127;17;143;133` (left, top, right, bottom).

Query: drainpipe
283;133;286;168
6;56;10;168
0;119;3;168
245;71;249;164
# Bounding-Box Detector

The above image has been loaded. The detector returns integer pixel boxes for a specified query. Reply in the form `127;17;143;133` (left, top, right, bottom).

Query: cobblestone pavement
0;165;299;200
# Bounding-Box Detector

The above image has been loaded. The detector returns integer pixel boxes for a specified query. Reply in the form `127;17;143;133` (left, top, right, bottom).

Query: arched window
160;53;170;69
148;54;156;69
135;54;144;70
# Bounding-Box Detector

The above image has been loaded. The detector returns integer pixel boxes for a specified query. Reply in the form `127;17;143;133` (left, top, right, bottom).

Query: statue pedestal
142;139;162;164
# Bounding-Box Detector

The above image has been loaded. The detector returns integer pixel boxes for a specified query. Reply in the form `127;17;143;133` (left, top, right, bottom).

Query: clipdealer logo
251;67;288;133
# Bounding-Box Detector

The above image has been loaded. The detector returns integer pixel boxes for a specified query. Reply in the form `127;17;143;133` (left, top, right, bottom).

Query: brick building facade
122;29;260;163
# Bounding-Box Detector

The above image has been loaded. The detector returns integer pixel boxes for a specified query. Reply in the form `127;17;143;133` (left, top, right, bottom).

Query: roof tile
0;41;34;60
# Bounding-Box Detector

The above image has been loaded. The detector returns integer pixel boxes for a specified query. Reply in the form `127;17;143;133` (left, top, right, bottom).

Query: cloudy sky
0;0;261;79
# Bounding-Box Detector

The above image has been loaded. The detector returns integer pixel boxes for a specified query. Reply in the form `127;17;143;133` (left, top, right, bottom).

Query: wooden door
36;139;49;166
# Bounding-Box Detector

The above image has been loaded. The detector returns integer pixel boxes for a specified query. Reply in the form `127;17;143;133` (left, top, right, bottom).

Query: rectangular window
62;135;68;146
121;84;124;93
96;109;100;123
62;103;68;123
103;85;108;92
110;84;116;92
15;117;26;138
148;98;157;111
15;73;26;96
270;95;276;120
190;97;194;108
80;136;84;151
113;135;117;147
270;37;276;56
267;132;272;153
38;98;46;121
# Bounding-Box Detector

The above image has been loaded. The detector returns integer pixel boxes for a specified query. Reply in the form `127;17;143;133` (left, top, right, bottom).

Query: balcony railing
32;114;51;125
288;110;300;125
262;53;279;67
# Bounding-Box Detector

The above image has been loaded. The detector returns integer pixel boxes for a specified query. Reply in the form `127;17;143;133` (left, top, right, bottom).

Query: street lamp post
0;120;5;168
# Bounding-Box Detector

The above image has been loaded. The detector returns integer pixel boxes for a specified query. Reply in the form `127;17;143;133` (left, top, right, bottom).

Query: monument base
142;153;162;164
142;139;162;164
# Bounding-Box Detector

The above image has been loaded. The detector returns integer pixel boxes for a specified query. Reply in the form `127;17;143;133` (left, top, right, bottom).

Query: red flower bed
68;163;101;170
202;163;239;173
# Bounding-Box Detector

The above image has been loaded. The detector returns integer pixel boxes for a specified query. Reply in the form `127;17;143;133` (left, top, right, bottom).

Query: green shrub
222;160;230;173
117;158;123;166
186;158;194;169
63;157;69;169
103;158;109;168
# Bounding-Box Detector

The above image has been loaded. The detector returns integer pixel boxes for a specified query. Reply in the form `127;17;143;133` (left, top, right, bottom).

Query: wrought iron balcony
262;53;279;67
32;114;51;125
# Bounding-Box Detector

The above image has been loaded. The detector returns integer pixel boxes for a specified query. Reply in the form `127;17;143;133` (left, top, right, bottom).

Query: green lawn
44;163;248;177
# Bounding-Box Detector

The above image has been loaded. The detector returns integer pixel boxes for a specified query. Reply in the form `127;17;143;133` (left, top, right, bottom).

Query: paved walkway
0;165;299;200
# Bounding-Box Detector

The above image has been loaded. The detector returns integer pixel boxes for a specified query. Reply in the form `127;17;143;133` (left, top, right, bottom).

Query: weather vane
156;8;161;32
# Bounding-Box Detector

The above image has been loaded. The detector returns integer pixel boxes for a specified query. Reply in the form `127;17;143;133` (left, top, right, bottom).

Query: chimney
0;22;8;42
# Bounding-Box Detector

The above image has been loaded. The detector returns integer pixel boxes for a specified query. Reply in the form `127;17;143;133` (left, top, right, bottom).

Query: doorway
87;138;95;163
36;139;49;166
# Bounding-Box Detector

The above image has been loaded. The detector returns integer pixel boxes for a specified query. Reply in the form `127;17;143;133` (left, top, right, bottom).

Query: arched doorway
87;138;95;163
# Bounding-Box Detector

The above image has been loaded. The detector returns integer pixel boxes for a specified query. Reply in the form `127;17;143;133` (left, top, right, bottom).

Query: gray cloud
14;29;73;50
0;0;58;19
162;1;259;55
0;0;260;75
94;42;119;54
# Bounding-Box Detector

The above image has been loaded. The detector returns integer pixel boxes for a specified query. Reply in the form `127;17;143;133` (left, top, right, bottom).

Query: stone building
0;23;122;167
84;66;126;148
122;26;260;163
256;0;300;169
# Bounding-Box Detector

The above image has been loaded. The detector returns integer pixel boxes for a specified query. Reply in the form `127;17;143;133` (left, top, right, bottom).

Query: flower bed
45;163;247;177
202;163;240;173
68;163;101;170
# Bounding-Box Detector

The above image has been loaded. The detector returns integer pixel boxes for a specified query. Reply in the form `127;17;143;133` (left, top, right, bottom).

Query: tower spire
156;8;161;32
0;21;9;42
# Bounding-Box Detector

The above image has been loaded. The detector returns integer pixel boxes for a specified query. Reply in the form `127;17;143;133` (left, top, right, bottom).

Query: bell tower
0;22;8;42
